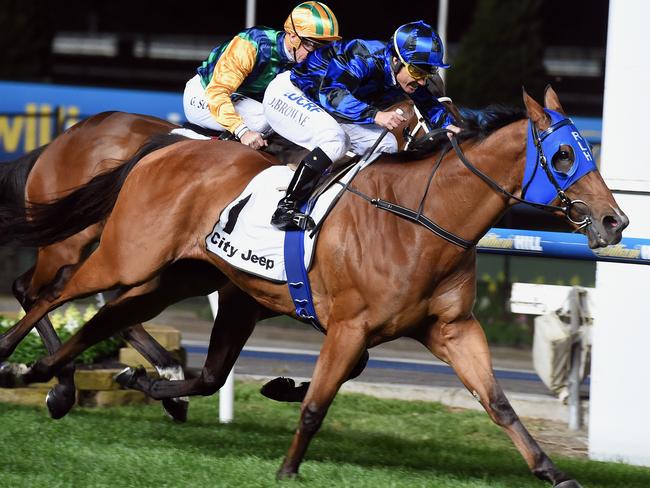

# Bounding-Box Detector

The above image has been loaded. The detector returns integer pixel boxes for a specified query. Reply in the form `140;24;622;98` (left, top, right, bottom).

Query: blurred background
0;0;610;347
1;0;608;112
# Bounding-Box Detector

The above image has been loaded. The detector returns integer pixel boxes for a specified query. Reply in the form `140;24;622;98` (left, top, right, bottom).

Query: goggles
405;63;438;80
392;36;438;80
301;37;328;52
290;13;331;53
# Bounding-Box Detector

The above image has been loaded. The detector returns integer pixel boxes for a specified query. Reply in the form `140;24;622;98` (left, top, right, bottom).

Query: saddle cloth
205;155;379;282
170;127;212;140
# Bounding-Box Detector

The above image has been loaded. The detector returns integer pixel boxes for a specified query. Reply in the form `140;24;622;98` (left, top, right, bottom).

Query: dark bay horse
0;88;625;486
0;111;193;419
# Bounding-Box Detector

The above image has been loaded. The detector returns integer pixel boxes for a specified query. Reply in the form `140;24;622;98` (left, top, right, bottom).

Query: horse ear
543;85;565;114
522;87;550;130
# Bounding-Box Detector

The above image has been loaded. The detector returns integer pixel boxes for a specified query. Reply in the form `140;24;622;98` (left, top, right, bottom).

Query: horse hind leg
120;324;189;422
117;283;261;400
415;317;582;488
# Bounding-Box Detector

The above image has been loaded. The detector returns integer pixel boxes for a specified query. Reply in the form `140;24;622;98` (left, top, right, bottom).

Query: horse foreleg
0;231;102;362
117;284;261;399
277;326;367;479
416;318;581;488
12;237;94;412
12;266;77;418
0;235;180;383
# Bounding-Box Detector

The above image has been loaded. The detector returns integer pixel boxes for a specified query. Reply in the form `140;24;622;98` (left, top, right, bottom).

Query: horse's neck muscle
388;120;527;248
436;121;527;243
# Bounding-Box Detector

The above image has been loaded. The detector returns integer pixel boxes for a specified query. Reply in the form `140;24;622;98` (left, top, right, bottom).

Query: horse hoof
555;480;583;488
276;468;300;481
260;377;309;403
0;362;28;388
162;397;189;423
114;366;146;388
46;384;76;419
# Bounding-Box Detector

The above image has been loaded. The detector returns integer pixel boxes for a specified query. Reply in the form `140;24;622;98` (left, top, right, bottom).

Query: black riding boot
271;147;332;231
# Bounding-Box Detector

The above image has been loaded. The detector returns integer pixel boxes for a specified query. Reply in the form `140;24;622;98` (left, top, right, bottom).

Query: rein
345;117;594;250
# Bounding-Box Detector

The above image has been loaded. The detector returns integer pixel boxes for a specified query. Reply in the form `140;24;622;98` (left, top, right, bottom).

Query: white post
437;0;449;84
589;0;650;466
208;292;234;423
245;0;256;28
567;287;583;431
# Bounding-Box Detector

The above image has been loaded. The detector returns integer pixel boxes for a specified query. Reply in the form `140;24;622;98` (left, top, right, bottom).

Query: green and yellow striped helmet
284;2;341;46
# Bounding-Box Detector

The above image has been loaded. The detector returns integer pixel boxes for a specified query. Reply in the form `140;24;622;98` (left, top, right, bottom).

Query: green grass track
1;381;648;487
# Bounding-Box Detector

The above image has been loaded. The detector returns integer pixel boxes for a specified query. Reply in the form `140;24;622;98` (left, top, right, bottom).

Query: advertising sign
0;81;184;160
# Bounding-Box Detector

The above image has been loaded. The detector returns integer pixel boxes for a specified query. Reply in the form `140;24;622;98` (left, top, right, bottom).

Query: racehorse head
522;86;628;248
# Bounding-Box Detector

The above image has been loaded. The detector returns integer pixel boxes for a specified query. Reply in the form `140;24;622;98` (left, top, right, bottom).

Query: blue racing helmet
392;20;450;73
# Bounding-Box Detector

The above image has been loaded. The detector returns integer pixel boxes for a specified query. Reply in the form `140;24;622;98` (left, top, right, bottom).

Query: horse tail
0;145;47;206
0;145;48;239
1;133;187;247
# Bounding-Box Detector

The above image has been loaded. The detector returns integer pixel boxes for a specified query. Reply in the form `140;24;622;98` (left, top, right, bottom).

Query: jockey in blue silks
263;20;460;231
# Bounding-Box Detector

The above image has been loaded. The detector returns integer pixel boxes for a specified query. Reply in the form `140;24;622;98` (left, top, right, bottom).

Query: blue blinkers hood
522;109;598;205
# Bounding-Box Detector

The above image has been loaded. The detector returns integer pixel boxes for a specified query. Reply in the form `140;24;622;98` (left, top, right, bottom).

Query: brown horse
0;111;192;419
1;88;623;486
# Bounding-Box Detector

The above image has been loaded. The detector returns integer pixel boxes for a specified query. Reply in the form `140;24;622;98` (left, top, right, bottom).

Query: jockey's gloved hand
374;109;407;131
240;130;268;150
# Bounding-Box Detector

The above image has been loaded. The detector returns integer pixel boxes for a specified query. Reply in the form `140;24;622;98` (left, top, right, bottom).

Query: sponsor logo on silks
283;92;323;113
209;231;274;270
189;96;209;110
266;96;310;127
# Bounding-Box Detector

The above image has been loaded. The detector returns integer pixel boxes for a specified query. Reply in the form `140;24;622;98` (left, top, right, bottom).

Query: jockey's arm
412;84;461;134
205;36;267;148
318;57;379;124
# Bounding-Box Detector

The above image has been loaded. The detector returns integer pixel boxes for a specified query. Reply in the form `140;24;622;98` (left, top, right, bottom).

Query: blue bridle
521;109;598;226
351;107;602;252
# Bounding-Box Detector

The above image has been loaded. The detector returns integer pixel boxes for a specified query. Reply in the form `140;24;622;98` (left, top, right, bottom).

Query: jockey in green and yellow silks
183;2;340;150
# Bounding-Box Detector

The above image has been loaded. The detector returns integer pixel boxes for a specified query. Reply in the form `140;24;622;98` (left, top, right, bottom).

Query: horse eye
551;144;575;175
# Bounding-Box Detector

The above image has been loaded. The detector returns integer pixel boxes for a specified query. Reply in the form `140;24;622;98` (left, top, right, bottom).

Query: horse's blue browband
522;109;598;205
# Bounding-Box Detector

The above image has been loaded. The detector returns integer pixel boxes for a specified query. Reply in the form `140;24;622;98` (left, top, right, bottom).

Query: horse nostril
603;215;620;232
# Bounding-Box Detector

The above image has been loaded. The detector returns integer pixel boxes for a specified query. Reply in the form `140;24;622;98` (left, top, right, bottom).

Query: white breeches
183;74;270;133
263;71;397;162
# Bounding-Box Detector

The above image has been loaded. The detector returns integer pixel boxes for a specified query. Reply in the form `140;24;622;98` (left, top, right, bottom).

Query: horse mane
394;104;527;161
